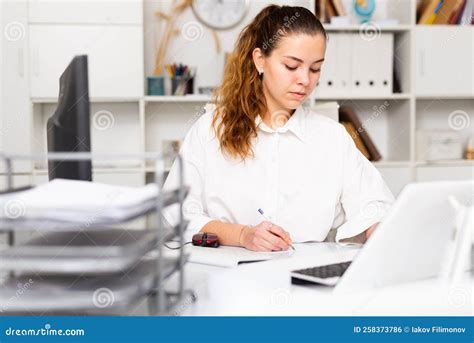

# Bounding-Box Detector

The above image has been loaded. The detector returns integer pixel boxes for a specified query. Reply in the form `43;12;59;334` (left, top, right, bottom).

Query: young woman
165;5;394;252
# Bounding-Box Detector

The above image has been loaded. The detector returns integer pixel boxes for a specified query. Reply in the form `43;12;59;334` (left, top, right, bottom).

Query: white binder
314;32;339;96
350;33;393;96
314;33;352;97
334;33;352;94
313;32;393;97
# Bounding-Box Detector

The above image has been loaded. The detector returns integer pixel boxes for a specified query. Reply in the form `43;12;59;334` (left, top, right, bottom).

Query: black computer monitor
47;55;92;181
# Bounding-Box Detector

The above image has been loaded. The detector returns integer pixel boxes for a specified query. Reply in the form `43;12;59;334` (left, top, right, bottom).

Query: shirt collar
256;106;306;142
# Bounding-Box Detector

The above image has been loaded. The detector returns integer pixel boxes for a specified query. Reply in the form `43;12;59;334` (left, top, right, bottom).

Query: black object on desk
192;232;219;248
291;261;352;285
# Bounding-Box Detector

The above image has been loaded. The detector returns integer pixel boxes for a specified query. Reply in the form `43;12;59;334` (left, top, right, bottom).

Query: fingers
247;221;293;251
269;225;292;243
253;238;275;252
256;228;289;251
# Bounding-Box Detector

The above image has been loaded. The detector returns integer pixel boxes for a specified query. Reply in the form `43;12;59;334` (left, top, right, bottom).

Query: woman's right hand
239;221;292;252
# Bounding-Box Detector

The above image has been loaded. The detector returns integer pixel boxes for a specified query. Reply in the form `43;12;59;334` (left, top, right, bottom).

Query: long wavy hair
212;5;326;161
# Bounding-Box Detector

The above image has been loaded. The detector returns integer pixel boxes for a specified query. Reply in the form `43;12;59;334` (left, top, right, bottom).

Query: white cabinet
0;1;32;172
415;26;474;97
29;25;144;98
376;166;412;196
416;166;474;182
28;0;143;25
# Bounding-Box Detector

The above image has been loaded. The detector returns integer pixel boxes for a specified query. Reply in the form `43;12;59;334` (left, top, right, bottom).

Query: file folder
314;33;352;97
350;33;393;96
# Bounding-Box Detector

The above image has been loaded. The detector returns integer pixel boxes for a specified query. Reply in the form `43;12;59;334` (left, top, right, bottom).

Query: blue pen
257;208;295;251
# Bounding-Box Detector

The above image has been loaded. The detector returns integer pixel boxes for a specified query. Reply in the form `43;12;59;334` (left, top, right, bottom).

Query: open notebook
188;245;294;268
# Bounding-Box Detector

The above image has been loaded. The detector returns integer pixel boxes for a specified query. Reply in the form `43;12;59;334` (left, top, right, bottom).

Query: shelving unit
0;152;191;315
144;95;212;103
323;24;412;32
1;0;473;196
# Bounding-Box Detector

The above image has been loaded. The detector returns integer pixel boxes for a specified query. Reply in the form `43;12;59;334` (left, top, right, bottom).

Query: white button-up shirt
164;105;394;243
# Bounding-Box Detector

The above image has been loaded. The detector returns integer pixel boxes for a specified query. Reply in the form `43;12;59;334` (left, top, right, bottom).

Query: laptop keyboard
292;261;352;279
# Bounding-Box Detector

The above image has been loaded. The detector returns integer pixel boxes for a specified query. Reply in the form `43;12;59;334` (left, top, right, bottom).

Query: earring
258;70;263;76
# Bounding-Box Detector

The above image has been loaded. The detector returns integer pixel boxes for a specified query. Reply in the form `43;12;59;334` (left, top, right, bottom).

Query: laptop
291;180;473;293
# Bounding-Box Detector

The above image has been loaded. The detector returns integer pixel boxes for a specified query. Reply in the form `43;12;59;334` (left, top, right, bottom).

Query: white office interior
0;0;472;316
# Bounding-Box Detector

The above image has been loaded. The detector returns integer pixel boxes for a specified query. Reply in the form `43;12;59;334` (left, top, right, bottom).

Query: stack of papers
0;179;159;224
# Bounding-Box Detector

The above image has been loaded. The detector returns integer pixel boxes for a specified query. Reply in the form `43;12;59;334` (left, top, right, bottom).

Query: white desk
173;243;473;316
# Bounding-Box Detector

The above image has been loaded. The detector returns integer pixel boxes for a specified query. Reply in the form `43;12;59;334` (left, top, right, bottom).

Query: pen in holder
166;63;195;96
171;76;194;96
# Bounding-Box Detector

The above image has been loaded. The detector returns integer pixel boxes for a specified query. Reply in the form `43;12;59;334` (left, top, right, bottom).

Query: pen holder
171;76;194;95
147;76;165;96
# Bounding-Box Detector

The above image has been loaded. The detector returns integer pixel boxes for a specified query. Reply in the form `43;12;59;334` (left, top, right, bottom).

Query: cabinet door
415;26;473;97
29;25;144;98
416;166;474;182
1;1;32;172
376;167;412;196
28;0;142;25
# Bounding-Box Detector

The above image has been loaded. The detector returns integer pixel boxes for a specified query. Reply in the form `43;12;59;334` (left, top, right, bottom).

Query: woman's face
254;33;326;114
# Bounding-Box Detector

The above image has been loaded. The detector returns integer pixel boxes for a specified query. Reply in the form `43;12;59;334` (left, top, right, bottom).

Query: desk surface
173;243;473;316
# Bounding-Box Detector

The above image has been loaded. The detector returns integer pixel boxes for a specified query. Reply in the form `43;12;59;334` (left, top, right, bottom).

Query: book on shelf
339;106;382;162
418;0;444;24
340;121;371;160
448;0;468;24
316;0;348;23
459;0;473;25
433;0;465;24
418;0;472;25
316;0;327;23
332;0;347;16
326;0;337;19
